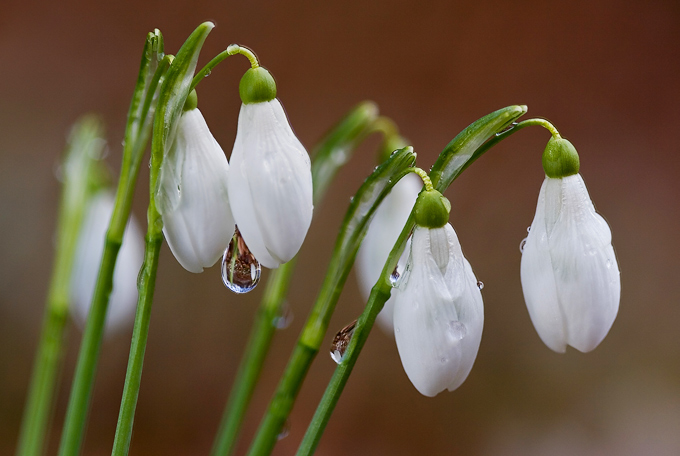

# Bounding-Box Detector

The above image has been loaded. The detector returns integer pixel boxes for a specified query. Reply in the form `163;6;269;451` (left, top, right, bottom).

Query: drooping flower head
521;137;620;353
228;66;313;269
156;90;235;273
393;186;484;396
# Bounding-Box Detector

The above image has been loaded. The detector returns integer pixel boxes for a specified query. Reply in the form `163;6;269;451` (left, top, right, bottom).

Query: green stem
210;261;295;456
191;44;259;90
17;116;106;456
109;22;214;456
110;224;163;456
57;34;165;456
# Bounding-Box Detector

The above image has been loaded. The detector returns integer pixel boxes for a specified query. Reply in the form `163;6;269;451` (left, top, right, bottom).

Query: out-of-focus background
1;1;679;455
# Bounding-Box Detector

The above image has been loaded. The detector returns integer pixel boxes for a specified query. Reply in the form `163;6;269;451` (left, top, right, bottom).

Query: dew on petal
447;321;467;342
606;259;613;269
527;226;532;233
221;227;261;294
330;319;357;364
519;238;527;253
476;280;484;290
273;301;293;329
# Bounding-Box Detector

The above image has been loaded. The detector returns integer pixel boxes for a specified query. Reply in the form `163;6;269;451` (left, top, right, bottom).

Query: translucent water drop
447;321;467;342
204;70;211;77
527;226;532;233
476;280;484;290
440;357;448;363
389;264;401;286
519;238;527;253
221;227;261;293
606;259;612;269
273;301;293;329
277;420;290;440
330;320;357;364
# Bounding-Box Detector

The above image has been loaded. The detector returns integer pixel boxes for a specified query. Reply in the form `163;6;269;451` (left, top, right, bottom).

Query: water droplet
440;357;447;363
526;226;532;233
221;227;261;293
204;70;211;77
477;280;484;290
606;259;612;269
273;301;293;329
277;420;290;440
330;320;357;364
519;238;527;253
389;264;401;286
447;321;467;342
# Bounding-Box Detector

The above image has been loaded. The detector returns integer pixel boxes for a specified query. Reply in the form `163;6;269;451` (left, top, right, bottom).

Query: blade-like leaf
430;105;527;191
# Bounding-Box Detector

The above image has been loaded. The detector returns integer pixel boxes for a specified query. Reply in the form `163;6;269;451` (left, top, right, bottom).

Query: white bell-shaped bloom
356;173;421;333
521;174;620;353
157;108;234;273
393;224;484;397
71;191;144;333
228;98;313;269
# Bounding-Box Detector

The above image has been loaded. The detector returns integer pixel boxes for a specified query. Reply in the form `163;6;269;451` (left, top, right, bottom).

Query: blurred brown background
1;0;679;455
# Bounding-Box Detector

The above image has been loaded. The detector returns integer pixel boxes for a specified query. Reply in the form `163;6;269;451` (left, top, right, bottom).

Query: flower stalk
16;116;107;456
57;31;165;456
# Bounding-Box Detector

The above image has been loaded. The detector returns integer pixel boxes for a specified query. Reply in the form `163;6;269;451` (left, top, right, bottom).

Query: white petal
521;175;620;353
355;173;421;333
71;191;144;334
158;109;234;273
228;99;313;269
393;225;484;396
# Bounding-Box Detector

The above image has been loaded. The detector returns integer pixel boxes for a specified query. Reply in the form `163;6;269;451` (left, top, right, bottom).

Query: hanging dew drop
477;280;484;290
519;238;527;253
221;227;261;293
330;320;357;364
527;226;531;233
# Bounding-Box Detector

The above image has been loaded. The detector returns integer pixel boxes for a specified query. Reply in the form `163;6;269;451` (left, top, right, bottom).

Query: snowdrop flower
157;90;235;273
228;67;313;269
393;188;484;396
356;172;421;333
521;137;620;353
71;191;144;333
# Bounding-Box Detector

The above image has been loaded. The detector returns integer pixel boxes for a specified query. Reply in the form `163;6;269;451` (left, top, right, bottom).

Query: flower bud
542;137;580;178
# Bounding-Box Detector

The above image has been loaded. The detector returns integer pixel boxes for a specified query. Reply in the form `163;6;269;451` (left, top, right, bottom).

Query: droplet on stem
273;300;293;329
330;319;357;364
277;420;290;440
221;226;261;293
389;264;400;286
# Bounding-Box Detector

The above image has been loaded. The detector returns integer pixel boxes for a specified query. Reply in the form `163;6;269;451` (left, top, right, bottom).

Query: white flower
228;98;313;269
521;174;620;353
393;224;484;397
356;173;421;333
157;108;234;273
71;191;144;333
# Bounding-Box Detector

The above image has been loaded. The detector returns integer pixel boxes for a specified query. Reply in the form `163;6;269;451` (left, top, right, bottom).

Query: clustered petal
393;224;484;397
228;99;313;269
71;191;144;333
356;172;421;332
158;108;234;273
521;174;620;353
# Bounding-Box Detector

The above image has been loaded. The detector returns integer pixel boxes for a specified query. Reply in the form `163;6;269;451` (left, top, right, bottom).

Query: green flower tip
414;189;450;228
183;89;198;111
542;137;580;178
239;67;277;104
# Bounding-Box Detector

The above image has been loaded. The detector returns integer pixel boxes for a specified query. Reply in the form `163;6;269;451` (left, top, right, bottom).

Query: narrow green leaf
430;105;527;191
310;101;379;203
